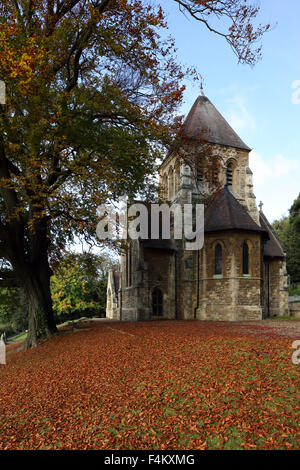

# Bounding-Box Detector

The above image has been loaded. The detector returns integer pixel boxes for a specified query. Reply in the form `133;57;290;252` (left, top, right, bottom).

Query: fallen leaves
0;320;299;450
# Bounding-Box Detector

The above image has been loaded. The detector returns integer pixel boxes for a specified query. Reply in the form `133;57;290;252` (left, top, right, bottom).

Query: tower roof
183;93;251;151
205;187;266;233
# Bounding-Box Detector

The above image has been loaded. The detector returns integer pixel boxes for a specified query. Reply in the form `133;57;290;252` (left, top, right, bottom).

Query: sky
159;0;300;222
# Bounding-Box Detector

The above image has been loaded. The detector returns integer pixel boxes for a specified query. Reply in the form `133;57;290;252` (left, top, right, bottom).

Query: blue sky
160;0;300;222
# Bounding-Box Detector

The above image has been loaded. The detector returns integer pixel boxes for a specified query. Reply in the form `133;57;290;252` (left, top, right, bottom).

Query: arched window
168;167;174;200
196;167;203;186
152;288;163;316
175;164;180;195
161;173;168;200
243;242;249;275
226;163;233;187
214;244;222;275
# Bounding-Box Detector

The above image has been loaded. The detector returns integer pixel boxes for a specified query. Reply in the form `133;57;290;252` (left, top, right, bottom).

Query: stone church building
106;89;289;321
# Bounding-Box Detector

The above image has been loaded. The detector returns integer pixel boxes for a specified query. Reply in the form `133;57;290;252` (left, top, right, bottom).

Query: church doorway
152;288;163;316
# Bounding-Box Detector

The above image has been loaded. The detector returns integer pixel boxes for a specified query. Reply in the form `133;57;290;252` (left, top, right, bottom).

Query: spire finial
199;79;205;97
259;201;264;212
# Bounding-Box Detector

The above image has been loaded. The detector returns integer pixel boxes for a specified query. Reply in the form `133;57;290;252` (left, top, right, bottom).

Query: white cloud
227;95;256;134
216;84;258;134
250;151;300;221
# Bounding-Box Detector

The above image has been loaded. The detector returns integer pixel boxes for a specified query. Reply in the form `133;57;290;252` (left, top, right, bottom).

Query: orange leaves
0;320;299;449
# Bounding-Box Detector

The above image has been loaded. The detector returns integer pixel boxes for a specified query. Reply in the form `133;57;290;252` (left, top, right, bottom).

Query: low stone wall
289;296;300;319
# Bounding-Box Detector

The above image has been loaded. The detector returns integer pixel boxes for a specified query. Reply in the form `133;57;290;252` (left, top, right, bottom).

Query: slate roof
204;187;266;234
259;212;285;259
183;94;251;151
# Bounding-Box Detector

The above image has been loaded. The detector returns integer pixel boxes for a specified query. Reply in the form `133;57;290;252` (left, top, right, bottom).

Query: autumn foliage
0;0;192;348
0;321;298;450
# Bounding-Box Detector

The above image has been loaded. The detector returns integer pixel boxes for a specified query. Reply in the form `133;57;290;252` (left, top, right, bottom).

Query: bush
0;322;17;337
0;287;28;336
51;252;112;323
289;284;300;296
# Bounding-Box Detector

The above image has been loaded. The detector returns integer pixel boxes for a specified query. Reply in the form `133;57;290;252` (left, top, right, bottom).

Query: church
106;88;289;322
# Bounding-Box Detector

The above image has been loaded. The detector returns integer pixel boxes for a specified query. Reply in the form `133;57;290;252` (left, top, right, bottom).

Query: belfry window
243;242;249;275
168;167;174;200
196;166;203;184
152;288;163;316
214;244;223;275
226;164;233;187
126;244;132;287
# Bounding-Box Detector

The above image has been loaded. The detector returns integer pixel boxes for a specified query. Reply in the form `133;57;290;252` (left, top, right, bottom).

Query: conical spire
183;93;251;151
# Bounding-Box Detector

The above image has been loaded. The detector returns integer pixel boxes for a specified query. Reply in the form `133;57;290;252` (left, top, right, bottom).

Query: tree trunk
17;228;58;349
23;267;57;348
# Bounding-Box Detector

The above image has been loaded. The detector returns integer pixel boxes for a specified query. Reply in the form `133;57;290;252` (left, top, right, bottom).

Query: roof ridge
260;211;286;253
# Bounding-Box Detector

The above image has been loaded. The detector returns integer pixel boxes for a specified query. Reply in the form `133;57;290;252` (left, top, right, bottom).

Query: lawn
0;320;299;450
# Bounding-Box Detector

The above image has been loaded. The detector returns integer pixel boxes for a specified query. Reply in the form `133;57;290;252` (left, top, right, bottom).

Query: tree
289;193;300;235
273;193;300;285
0;1;270;348
51;252;114;321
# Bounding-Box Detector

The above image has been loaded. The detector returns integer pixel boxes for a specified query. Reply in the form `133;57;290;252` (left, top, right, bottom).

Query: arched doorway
152;288;163;316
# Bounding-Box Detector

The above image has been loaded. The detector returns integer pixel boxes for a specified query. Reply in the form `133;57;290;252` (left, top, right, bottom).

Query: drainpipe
119;273;123;321
267;263;270;318
194;249;200;319
175;250;178;319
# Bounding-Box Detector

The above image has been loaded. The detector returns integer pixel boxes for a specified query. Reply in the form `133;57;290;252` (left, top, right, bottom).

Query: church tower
159;86;260;224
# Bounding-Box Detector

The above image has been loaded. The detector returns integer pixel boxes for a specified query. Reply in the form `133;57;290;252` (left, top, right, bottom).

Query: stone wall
177;243;198;319
158;143;260;225
268;259;289;317
143;248;176;320
120;287;138;321
289;296;300;319
197;231;262;321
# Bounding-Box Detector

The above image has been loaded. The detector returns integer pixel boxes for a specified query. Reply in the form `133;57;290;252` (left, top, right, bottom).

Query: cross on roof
199;80;205;97
259;201;264;212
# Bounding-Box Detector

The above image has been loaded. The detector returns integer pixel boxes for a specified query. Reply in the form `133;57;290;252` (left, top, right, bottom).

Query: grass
9;331;28;342
4;317;100;343
0;320;299;450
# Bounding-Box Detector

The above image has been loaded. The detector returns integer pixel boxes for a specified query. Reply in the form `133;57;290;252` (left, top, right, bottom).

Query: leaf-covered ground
0;320;299;450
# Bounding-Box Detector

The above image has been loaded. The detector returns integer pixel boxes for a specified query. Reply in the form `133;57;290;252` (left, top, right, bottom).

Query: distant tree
273;193;300;285
290;193;300;234
51;252;115;321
